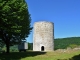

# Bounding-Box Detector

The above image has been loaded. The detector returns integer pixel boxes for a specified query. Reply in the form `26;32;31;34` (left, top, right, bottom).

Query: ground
0;49;80;60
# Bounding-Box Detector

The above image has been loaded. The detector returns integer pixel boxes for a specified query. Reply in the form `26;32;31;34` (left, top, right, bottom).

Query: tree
0;0;32;53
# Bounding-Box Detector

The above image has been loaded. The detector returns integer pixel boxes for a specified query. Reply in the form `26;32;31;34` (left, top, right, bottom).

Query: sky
25;0;80;43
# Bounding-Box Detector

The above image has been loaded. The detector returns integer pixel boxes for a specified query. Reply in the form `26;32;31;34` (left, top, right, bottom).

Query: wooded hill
54;37;80;50
29;37;80;50
1;37;80;51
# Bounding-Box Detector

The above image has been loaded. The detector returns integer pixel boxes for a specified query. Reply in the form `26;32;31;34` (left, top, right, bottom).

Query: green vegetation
0;50;80;60
68;44;79;49
1;37;80;52
1;37;79;52
27;37;80;50
54;37;80;50
0;37;80;60
0;0;32;53
28;43;33;50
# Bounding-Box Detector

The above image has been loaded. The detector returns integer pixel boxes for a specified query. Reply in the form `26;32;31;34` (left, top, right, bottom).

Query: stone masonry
33;21;54;51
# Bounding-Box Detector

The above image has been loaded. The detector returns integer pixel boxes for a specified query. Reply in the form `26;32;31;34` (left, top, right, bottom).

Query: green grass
0;50;80;60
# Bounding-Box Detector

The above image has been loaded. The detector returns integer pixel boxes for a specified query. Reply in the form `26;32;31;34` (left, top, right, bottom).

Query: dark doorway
41;46;44;51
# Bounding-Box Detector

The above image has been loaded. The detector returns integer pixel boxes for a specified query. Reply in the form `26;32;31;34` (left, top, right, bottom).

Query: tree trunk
6;42;10;53
6;38;10;53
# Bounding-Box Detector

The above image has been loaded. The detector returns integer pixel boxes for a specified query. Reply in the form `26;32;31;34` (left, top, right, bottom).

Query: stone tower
33;21;54;51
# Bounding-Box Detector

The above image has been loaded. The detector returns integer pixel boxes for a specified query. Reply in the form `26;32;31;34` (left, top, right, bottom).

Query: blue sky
25;0;80;43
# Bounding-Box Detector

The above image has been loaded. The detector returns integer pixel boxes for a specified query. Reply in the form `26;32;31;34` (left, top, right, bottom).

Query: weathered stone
33;21;54;51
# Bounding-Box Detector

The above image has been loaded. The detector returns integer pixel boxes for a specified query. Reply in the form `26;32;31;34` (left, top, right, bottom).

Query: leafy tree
28;43;33;50
0;0;32;53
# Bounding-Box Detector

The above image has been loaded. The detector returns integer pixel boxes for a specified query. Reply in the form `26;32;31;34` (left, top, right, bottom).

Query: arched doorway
41;46;44;51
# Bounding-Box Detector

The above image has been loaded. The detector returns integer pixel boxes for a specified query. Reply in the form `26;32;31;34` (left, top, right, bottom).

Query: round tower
33;21;54;51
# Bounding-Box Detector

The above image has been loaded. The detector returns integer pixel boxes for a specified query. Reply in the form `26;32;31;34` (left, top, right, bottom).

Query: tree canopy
0;0;32;53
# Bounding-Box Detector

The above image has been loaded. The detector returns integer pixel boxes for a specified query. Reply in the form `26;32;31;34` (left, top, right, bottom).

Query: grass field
0;49;80;60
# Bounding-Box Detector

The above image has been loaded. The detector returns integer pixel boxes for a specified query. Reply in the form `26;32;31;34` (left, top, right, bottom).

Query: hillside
54;37;80;50
2;37;80;51
29;37;80;50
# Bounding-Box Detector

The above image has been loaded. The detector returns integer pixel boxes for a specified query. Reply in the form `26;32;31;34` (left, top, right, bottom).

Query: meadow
0;37;80;60
0;49;80;60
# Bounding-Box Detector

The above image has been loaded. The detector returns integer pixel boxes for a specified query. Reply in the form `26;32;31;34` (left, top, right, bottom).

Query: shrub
68;44;78;49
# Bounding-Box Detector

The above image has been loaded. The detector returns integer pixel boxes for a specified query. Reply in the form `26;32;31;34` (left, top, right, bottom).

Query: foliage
1;37;80;52
54;37;80;50
0;47;2;51
28;43;33;50
0;0;32;53
27;37;80;50
10;45;18;52
68;44;79;49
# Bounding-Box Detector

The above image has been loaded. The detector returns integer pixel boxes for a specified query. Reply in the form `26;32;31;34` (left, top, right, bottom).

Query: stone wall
33;21;54;51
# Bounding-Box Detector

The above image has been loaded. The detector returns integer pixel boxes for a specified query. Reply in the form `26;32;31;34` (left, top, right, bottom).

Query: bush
0;47;2;51
68;44;78;49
